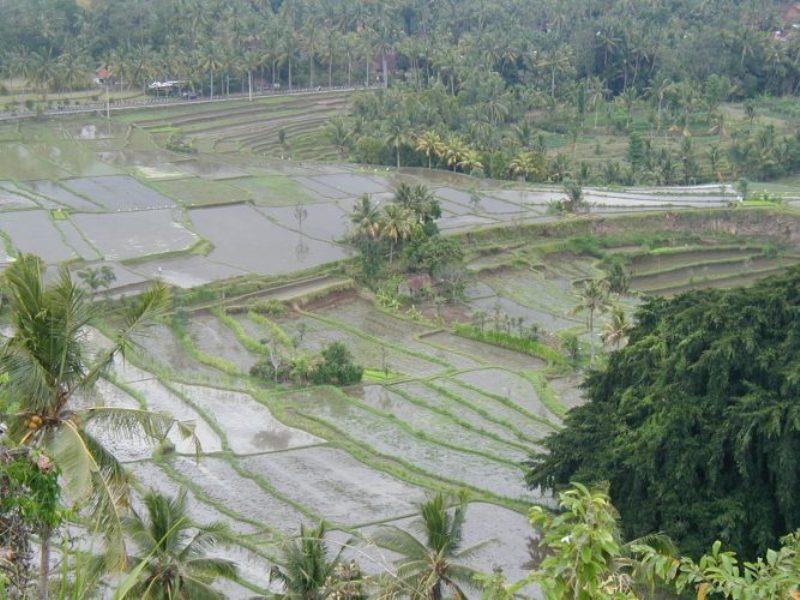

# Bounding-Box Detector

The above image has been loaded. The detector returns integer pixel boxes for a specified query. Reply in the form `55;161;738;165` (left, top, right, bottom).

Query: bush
309;342;363;386
250;299;288;317
404;236;464;274
249;359;293;383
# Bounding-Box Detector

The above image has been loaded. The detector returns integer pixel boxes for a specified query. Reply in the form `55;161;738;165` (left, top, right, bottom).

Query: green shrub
250;298;288;317
309;342;363;386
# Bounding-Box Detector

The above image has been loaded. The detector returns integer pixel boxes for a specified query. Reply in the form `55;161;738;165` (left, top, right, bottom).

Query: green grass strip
420;380;543;445
214;307;267;354
300;309;452;369
448;376;561;431
386;384;534;454
453;323;568;368
170;318;241;376
517;370;568;419
319;384;523;468
257;388;530;512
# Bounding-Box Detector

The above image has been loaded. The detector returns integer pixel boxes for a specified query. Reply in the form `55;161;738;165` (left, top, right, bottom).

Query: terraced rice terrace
3;90;800;596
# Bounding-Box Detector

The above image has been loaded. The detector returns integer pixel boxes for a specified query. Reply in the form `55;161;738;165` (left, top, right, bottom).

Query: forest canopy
1;0;799;97
527;266;800;561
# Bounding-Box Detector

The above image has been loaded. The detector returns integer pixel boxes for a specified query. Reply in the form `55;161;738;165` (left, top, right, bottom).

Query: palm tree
325;118;352;158
0;255;192;598
571;279;609;360
586;76;609;128
601;305;630;351
385;115;408;169
268;523;344;599
380;204;416;265
415;131;444;169
508;151;537;182
349;195;381;242
443;136;466;172
124;489;237;599
457;148;484;175
374;493;485;599
393;184;441;228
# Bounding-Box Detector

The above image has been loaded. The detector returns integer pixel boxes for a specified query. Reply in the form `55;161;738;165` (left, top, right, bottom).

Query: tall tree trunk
309;55;314;88
366;58;370;86
589;310;594;360
209;71;214;101
396;142;401;169
272;60;277;88
328;51;333;87
288;57;293;90
248;71;252;101
38;526;51;600
347;54;352;86
381;52;388;88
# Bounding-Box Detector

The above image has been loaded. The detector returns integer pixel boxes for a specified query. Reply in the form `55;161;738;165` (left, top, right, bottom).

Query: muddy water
356;385;529;462
72;209;197;260
189;204;349;275
1;210;78;263
241;446;425;526
170;455;309;533
63;175;175;210
175;383;322;455
456;368;561;425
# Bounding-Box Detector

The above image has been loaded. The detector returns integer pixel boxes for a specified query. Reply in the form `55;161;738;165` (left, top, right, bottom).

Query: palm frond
185;557;238;581
82;406;174;441
372;526;429;562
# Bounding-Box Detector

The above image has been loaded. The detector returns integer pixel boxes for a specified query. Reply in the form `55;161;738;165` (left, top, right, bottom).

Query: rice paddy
2;89;800;597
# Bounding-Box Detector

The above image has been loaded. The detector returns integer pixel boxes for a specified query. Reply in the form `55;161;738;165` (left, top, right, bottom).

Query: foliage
77;266;116;293
250;299;288;317
308;342;363;386
123;489;237;599
453;323;567;367
486;483;800;599
374;492;484;599
0;254;189;577
602;259;631;296
528;268;800;560
268;523;345;600
404;236;464;275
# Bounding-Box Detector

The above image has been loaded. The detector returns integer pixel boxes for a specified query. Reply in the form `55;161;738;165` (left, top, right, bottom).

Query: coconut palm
508;151;538;182
571;279;610;360
124;489;237;599
415;131;444;169
457;148;484;174
601;305;630;351
380;203;417;264
393;183;441;229
268;523;345;599
374;493;485;599
0;255;193;598
349;194;381;242
325;117;352;158
442;136;466;172
385;115;409;169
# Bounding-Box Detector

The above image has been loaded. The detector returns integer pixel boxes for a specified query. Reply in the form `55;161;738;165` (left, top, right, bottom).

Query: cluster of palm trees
572;272;631;361
413;131;484;174
349;183;441;265
262;492;482;599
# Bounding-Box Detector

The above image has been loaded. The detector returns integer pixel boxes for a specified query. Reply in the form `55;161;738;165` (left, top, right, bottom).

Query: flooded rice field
2;99;796;598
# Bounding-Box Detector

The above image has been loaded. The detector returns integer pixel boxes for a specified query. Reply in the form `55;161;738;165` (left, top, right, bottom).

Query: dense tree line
527;267;800;561
1;0;799;97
